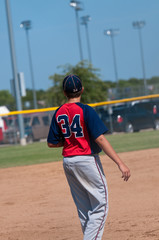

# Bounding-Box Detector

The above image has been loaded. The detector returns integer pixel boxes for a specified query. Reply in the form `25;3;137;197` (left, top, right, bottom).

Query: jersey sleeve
84;105;108;139
47;111;63;144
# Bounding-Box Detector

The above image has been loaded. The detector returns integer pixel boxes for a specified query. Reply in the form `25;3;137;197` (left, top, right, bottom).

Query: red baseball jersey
47;102;108;157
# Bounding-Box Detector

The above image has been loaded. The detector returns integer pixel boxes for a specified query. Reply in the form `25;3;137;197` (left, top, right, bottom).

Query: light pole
20;20;38;109
104;28;119;97
81;15;92;63
70;0;83;62
132;21;147;95
5;0;26;146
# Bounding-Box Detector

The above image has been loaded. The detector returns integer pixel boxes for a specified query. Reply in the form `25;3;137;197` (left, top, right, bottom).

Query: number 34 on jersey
57;114;84;138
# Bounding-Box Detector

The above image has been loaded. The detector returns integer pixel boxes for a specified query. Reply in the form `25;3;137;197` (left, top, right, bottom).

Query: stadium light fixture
70;0;83;62
132;20;147;95
104;28;120;97
81;15;92;63
70;0;83;10
20;20;37;109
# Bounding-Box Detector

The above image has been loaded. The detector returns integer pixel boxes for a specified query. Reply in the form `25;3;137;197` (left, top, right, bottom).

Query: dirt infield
0;148;159;240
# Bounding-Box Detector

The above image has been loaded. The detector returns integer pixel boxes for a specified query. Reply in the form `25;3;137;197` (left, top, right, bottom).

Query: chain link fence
0;93;159;145
0;111;54;145
108;83;159;100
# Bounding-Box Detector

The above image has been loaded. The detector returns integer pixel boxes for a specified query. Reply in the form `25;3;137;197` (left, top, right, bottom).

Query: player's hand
118;163;131;181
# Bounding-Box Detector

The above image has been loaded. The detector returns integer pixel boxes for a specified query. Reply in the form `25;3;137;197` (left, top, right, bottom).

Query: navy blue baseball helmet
63;74;82;93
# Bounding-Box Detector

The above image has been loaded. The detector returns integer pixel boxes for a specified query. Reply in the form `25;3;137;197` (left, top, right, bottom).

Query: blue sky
0;0;159;92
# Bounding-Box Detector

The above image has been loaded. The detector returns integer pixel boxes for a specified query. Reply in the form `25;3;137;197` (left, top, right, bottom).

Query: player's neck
67;97;81;103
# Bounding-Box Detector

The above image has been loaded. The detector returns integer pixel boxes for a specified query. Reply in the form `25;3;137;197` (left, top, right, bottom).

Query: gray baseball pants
63;155;109;240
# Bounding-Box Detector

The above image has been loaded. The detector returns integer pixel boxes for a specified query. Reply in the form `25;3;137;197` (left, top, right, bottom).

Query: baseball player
47;74;131;240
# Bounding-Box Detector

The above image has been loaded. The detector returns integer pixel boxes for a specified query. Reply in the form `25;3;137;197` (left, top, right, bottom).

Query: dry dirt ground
0;148;159;240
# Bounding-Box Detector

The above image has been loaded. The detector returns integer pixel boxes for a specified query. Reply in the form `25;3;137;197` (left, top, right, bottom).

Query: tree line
0;61;159;111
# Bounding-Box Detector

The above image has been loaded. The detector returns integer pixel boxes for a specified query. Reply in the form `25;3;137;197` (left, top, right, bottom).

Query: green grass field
0;130;159;168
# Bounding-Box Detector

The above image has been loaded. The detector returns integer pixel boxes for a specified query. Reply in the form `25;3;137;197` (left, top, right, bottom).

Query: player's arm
95;134;131;181
47;110;64;148
47;141;64;148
